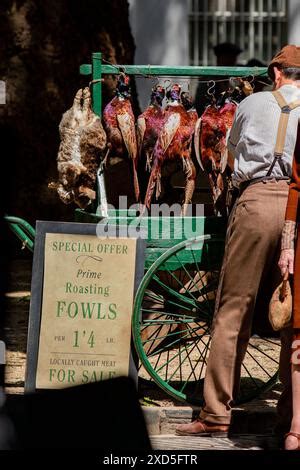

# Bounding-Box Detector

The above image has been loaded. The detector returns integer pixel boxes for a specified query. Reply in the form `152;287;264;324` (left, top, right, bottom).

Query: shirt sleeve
285;125;300;222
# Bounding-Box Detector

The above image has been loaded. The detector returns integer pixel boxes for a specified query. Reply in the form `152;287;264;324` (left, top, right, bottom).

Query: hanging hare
49;87;107;208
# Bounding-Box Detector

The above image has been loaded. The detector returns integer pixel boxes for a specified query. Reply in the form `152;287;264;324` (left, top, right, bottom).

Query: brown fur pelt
49;87;107;208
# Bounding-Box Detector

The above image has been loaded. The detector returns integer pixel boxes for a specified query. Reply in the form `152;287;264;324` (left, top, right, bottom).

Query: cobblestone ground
3;259;283;415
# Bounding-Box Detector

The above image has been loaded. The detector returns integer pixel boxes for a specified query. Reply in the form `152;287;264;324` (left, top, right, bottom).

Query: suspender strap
266;91;300;177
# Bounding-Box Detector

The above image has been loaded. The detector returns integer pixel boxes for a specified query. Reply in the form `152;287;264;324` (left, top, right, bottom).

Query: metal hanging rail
80;63;268;77
80;52;268;117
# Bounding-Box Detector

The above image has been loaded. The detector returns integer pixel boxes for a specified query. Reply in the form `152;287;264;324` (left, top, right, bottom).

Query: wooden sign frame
25;221;146;392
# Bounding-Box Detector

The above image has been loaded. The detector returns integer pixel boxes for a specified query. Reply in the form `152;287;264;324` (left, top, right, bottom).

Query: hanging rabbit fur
49;87;107;208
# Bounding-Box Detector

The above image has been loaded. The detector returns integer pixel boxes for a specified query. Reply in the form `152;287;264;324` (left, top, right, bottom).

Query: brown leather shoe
175;418;229;437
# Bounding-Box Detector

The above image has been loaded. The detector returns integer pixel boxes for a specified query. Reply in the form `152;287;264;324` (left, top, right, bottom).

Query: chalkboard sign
25;221;146;392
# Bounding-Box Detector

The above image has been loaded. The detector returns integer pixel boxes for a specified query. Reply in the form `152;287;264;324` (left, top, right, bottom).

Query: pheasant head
116;73;131;99
150;85;165;106
166;83;181;104
180;91;194;111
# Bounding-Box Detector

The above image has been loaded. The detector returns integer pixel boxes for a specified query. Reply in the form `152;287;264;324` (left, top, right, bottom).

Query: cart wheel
132;235;280;406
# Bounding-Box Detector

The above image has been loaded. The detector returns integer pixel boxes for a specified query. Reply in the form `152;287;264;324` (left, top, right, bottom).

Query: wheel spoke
155;337;196;374
160;266;200;303
181;342;199;385
152;348;164;374
143;323;210;346
152;274;197;308
240;362;261;389
186;323;209;364
143;323;165;357
140;313;165;333
147;323;209;358
141;308;195;319
144;290;164;304
259;337;281;348
164;337;204;383
142;318;201;325
174;253;217;307
244;348;273;379
190;249;217;315
248;342;279;364
142;323;206;345
173;254;203;292
142;327;190;345
142;302;211;322
179;330;210;393
196;335;211;390
165;298;196;312
165;347;170;382
142;299;210;320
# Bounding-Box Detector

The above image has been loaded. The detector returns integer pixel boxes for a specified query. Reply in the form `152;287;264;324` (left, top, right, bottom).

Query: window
189;0;288;65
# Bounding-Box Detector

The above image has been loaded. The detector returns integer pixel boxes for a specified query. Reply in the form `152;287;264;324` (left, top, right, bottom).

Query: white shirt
228;84;300;187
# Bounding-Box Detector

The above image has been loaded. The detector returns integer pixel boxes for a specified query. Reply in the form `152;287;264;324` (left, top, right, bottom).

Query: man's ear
273;66;283;89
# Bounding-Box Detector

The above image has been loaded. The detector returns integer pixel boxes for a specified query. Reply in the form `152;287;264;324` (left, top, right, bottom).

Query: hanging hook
151;76;160;88
247;74;255;92
228;77;241;91
163;79;172;91
88;78;105;90
248;74;254;85
240;75;255;96
207;80;216;96
117;66;127;81
179;79;190;92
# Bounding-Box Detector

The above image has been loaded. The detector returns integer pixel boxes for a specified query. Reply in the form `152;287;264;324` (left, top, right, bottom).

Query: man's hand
278;248;294;277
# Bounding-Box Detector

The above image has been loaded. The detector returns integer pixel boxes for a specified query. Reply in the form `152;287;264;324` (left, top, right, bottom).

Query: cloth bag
269;273;292;331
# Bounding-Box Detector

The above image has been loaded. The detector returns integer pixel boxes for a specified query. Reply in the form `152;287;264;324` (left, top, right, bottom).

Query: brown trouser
200;179;293;426
294;227;300;328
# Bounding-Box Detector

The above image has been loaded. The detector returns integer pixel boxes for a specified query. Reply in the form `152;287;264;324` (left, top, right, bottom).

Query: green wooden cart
5;54;281;406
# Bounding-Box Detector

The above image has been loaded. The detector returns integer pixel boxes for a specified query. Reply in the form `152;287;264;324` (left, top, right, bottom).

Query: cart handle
4;215;35;252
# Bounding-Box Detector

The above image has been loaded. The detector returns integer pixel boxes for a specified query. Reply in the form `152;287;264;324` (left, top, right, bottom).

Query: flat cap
268;44;300;80
213;42;243;57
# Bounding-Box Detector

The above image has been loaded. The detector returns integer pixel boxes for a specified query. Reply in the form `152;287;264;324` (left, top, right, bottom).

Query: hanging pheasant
137;84;165;200
144;84;198;215
49;87;107;209
137;84;165;171
194;103;227;213
103;73;140;201
181;90;199;123
194;78;252;215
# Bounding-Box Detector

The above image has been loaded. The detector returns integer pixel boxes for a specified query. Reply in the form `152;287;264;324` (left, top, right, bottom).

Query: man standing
176;45;300;437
